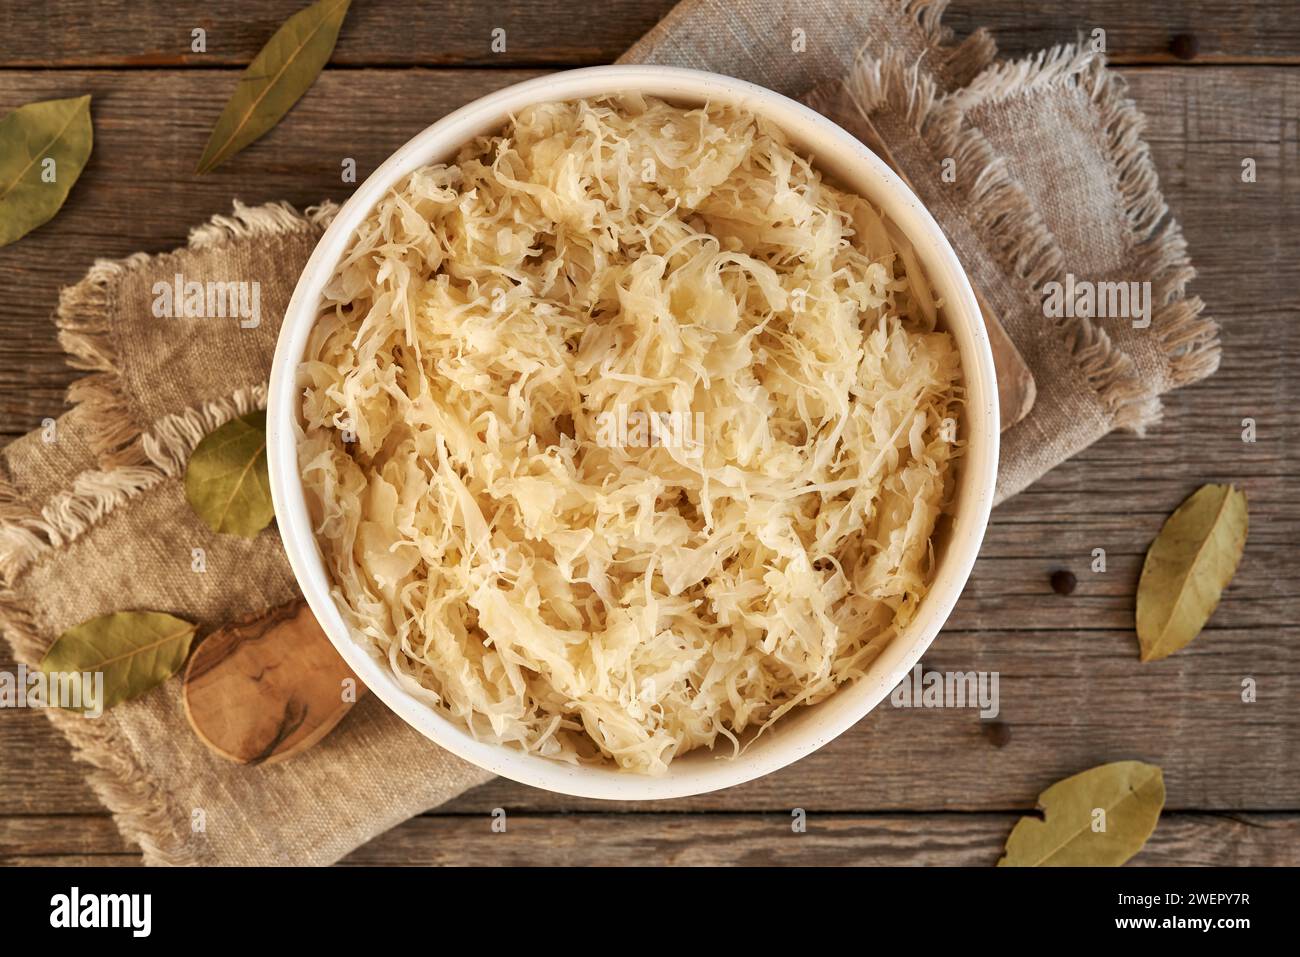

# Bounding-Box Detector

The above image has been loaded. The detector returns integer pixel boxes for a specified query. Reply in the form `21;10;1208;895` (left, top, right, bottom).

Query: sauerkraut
298;95;963;774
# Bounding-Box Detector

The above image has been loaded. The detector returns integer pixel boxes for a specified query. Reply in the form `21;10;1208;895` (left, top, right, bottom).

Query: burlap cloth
0;0;1218;865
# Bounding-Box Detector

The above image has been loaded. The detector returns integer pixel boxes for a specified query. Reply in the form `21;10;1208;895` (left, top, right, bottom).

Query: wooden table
1;0;1297;866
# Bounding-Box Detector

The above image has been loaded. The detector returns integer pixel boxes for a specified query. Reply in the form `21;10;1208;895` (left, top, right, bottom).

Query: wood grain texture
2;811;1296;866
0;10;1297;866
2;1;1299;67
0;67;541;434
0;0;678;68
183;599;362;765
0;65;1296;435
343;812;1300;866
5;629;1296;816
941;1;1300;64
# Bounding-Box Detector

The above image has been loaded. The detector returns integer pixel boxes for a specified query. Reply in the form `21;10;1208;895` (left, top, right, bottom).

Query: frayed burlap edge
810;43;1202;432
0;594;199;864
0;384;266;866
55;200;336;468
0;463;164;582
948;43;1220;405
0;385;267;583
621;0;999;93
1084;50;1219;388
901;0;998;90
0;200;334;866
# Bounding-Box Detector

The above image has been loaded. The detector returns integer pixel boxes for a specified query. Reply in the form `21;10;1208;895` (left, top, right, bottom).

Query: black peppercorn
982;721;1012;748
1050;569;1077;595
1170;33;1199;60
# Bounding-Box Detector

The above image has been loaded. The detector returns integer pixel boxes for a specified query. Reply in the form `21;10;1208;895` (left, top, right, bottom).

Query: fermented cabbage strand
298;95;962;774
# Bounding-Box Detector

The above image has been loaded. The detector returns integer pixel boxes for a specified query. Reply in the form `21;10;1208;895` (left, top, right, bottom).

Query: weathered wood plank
0;67;538;434
1;855;142;865
439;624;1299;814
2;1;1297;67
0;0;677;68
345;812;1300;866
3;811;1296;866
942;1;1300;64
0;66;1295;436
5;623;1295;816
0;813;131;857
0;66;1295;834
0;724;102;815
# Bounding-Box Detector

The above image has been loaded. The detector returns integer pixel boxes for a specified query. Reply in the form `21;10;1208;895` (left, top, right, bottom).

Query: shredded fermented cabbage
298;95;963;774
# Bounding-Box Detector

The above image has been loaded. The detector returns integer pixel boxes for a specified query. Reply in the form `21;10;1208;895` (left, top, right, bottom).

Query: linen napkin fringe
0;201;334;866
55;201;337;470
814;41;1217;433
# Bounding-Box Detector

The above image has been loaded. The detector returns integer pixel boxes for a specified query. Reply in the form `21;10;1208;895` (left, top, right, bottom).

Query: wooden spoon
183;599;365;765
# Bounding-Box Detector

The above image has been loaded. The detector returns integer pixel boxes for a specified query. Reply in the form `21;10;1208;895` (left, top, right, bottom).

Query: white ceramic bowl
267;65;999;800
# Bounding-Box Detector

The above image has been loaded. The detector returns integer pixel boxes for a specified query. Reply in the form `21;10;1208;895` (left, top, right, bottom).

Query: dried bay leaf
185;410;274;537
1137;483;1248;662
41;611;198;712
0;95;93;247
998;761;1165;867
195;0;352;174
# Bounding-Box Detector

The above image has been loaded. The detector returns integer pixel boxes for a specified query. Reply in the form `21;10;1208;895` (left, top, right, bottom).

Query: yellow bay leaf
1137;483;1248;662
0;95;93;247
40;611;197;713
998;761;1165;867
196;0;352;174
184;410;274;537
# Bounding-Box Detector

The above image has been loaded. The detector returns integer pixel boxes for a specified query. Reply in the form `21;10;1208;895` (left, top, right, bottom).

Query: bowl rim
267;64;1000;800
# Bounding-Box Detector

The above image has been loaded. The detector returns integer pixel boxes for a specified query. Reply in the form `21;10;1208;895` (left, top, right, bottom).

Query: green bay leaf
998;761;1165;867
0;95;93;247
185;409;274;537
195;0;352;174
1137;483;1248;662
41;611;197;712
